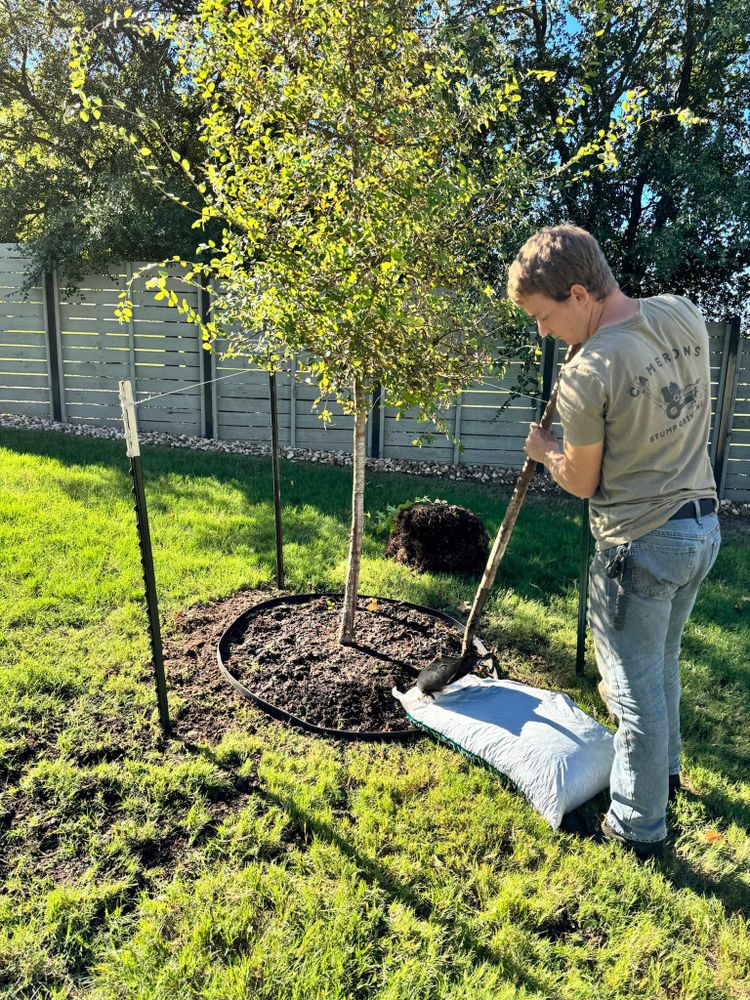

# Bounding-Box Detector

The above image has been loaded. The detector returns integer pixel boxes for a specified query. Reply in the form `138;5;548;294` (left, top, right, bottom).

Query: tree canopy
77;0;532;426
72;0;547;642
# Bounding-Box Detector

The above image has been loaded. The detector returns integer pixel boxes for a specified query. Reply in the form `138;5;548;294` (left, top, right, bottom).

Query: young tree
73;0;530;645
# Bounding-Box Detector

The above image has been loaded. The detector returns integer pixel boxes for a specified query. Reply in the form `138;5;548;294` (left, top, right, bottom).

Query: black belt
668;498;715;520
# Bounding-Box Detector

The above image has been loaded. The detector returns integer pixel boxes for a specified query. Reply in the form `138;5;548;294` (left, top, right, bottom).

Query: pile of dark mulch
221;593;492;734
385;500;489;575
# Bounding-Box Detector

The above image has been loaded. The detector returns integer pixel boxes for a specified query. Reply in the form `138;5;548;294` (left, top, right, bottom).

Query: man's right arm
525;423;602;498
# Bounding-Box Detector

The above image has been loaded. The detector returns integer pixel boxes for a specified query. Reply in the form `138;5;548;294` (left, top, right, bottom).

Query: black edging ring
216;592;492;743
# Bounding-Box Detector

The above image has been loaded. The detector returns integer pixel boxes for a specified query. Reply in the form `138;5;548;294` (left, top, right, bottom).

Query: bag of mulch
393;675;614;829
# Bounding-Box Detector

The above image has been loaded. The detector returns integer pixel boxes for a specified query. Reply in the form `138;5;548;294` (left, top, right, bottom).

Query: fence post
289;356;297;448
370;384;383;458
534;337;556;476
198;277;214;438
538;337;556;418
452;392;463;465
42;271;63;422
379;385;386;458
712;316;741;498
124;262;138;397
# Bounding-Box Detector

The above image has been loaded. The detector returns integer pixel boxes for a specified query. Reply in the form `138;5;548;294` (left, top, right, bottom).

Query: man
508;225;721;859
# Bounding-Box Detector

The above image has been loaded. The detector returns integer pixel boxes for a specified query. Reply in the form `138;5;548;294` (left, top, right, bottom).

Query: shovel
416;342;582;694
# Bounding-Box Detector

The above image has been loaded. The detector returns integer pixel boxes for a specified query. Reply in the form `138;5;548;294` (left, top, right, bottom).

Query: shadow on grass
661;855;749;915
182;732;750;956
179;729;546;993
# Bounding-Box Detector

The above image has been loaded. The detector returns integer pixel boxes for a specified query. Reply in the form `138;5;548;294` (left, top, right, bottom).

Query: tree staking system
119;379;171;735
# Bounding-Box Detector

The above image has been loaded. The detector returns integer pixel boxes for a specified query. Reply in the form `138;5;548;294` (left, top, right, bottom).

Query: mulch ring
165;588;494;739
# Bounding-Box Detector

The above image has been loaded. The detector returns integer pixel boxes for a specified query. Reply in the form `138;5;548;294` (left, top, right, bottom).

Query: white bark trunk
338;380;367;646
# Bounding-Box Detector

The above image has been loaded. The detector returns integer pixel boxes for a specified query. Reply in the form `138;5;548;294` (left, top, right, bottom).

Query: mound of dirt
384;500;489;575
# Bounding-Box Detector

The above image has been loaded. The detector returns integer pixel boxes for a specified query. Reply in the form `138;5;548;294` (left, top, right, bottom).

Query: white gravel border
2;412;749;518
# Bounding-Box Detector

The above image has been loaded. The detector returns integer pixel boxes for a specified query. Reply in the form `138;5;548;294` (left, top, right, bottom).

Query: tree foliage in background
6;0;748;319
0;0;219;294
450;0;750;321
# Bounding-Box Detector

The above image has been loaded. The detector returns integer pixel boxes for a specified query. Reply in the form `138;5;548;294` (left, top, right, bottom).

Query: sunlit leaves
68;0;540;427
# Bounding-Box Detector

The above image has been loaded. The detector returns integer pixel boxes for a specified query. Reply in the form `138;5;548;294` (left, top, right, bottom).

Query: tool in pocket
606;543;632;630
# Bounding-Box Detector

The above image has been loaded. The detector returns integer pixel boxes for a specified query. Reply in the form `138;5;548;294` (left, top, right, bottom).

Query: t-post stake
576;499;592;675
119;379;171;734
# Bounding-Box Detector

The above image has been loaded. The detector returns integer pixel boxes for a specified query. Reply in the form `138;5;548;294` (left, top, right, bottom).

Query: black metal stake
576;498;592;675
370;384;382;458
119;380;170;734
269;372;284;589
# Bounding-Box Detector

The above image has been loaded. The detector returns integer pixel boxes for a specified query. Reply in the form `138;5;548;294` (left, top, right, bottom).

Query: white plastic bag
393;675;614;829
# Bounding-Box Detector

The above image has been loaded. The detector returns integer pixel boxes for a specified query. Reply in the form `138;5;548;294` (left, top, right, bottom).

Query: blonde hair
507;225;617;303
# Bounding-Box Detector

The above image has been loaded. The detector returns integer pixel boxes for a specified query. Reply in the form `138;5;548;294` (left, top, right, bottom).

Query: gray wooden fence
1;244;748;500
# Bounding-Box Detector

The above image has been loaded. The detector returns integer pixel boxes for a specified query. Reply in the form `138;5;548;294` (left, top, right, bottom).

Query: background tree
0;0;219;294
449;0;750;322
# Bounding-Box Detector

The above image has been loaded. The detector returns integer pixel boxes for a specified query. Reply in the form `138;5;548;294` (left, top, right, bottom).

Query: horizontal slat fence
722;326;749;501
0;250;50;417
0;245;747;500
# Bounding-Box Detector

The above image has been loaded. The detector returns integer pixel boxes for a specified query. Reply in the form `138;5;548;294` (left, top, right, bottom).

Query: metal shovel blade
416;652;476;695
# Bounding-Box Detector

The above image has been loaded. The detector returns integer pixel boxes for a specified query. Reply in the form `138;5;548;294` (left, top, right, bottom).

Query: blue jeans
588;510;721;844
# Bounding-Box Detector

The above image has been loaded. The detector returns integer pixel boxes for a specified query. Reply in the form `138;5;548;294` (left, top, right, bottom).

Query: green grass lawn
1;425;748;999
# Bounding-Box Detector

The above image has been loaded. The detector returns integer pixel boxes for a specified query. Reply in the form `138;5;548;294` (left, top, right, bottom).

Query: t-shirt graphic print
556;295;717;546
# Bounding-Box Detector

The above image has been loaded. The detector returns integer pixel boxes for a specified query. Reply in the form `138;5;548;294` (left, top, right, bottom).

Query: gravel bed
2;411;749;518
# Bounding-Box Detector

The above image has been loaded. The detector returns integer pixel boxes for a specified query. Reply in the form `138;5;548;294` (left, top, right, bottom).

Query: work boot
559;810;604;841
668;773;681;803
601;819;665;861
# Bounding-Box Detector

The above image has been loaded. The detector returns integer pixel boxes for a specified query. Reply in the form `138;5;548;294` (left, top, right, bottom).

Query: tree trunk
338;380;367;646
621;173;647;294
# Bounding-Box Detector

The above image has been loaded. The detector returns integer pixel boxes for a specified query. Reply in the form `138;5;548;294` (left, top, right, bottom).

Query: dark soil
1;590;496;897
221;593;492;734
164;586;274;744
385;500;489;575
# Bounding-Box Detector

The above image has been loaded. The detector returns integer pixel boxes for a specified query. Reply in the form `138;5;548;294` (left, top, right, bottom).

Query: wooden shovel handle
460;342;582;656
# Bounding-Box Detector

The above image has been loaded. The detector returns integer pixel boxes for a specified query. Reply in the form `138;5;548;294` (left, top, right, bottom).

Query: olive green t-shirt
556;294;718;546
